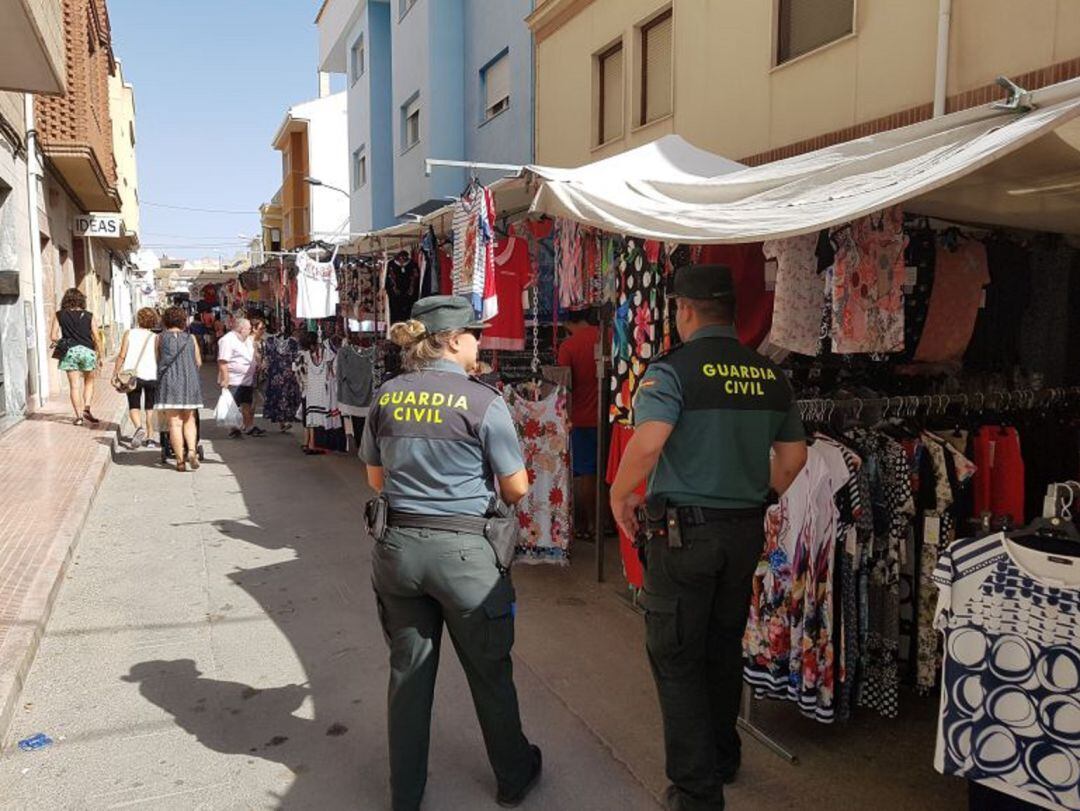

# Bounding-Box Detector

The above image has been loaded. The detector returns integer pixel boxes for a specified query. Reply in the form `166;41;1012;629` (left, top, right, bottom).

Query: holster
364;496;389;542
635;495;682;549
483;500;519;575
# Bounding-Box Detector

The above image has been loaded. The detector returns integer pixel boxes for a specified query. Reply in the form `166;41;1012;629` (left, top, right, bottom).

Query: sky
108;0;342;260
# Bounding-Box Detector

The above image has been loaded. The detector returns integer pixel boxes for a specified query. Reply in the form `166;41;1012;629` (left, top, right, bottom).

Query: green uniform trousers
371;526;533;811
640;511;764;811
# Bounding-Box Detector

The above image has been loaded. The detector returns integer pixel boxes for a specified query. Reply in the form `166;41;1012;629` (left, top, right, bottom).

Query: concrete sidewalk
0;369;126;744
0;402;661;809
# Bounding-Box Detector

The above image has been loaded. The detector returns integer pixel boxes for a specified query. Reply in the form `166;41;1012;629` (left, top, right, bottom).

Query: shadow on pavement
124;372;394;807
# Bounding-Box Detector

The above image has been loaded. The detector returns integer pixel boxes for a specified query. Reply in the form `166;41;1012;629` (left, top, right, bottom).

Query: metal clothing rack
795;387;1080;423
736;385;1080;767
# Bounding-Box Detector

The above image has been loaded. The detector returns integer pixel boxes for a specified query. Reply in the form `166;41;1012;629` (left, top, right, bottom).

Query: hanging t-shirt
555;218;587;310
762;233;823;356
913;239;989;364
933;532;1080;810
830;207;908;354
696;243;774;350
295;248;340;319
484;237;531;351
385;256;421;325
452;185;496;318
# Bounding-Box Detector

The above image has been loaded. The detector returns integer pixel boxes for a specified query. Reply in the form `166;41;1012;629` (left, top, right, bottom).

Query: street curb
0;403;126;750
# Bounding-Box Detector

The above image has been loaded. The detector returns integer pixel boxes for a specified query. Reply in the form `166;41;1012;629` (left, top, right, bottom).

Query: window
352;146;367;190
596;41;624;145
777;0;854;64
399;0;417;20
350;34;365;84
402;95;421;151
481;51;511;121
639;9;673;125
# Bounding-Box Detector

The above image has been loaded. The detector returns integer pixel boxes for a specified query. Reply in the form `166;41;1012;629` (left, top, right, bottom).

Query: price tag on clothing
924;515;942;548
904;266;918;292
764;258;778;291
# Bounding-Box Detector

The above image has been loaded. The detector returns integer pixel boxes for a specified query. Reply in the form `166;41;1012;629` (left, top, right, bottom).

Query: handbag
51;337;75;361
114;330;153;393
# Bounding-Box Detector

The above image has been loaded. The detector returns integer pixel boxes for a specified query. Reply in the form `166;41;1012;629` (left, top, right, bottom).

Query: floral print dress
506;385;572;565
261;335;301;424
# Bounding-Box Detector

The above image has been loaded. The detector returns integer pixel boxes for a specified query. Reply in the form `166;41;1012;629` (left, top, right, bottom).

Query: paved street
0;395;661;810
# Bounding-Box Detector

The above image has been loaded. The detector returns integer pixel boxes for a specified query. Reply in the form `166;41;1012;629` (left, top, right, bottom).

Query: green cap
667;264;735;300
410;295;489;333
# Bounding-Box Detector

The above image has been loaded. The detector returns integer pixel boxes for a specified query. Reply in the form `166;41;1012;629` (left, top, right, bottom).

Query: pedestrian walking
50;287;104;426
216;317;265;438
112;307;161;448
557;310;602;541
609;265;807;811
155;306;204;472
360;295;542;811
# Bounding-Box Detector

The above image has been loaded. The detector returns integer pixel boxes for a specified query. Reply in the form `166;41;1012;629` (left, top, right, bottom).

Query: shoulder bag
114;330;153;393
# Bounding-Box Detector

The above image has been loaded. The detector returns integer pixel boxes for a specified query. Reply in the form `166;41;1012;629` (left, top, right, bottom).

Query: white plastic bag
214;388;243;429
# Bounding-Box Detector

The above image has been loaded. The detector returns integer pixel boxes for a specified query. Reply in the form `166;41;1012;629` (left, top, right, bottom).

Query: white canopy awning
528;77;1080;243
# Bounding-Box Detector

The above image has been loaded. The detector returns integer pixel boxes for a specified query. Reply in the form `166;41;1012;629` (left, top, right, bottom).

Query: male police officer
361;296;541;811
610;265;807;811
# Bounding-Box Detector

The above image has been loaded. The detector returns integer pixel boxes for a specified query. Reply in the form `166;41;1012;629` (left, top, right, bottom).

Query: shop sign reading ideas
73;214;124;238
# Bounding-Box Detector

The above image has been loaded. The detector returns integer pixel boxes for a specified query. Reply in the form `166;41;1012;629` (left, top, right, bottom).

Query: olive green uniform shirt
633;324;805;509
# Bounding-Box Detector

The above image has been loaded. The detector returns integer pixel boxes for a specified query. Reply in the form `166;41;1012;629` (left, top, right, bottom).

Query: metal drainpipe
933;0;952;117
24;94;48;408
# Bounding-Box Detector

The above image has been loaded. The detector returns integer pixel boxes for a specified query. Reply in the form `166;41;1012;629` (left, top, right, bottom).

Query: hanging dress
261;335;302;423
295;348;333;429
505;384;572;565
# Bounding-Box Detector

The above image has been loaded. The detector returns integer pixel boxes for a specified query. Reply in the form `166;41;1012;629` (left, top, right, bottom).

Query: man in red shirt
558;311;601;539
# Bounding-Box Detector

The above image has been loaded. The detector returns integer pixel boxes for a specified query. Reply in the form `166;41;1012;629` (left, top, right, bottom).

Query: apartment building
527;0;1080;168
34;0;132;377
316;0;535;233
0;0;65;422
271;88;349;249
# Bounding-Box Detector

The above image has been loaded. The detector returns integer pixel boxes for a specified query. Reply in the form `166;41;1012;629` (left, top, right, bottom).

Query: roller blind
778;0;854;64
599;44;623;144
642;10;673;124
484;53;510;119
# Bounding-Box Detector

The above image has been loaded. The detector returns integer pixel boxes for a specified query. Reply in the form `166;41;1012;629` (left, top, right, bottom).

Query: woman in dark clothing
155;306;204;472
50;287;104;426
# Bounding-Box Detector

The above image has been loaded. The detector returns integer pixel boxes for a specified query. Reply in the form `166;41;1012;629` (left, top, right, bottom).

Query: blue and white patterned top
933;532;1080;810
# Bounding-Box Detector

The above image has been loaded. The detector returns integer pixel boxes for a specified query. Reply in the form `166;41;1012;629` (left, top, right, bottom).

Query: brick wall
741;57;1080;166
34;0;117;187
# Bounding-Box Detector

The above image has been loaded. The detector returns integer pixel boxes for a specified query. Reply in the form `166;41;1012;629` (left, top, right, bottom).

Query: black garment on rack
385;257;421;324
899;227;935;361
1020;241;1077;386
420;227;440;297
964;235;1030;372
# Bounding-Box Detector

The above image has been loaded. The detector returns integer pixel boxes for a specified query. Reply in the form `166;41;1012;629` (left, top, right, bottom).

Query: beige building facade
528;0;1080;168
108;58;139;250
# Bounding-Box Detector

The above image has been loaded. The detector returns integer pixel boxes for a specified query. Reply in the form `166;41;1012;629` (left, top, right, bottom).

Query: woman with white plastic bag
214;387;243;430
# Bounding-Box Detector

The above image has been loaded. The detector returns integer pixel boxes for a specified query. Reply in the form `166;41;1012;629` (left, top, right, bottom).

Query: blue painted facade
321;0;534;232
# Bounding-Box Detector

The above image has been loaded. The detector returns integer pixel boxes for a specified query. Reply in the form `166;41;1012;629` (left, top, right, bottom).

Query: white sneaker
131;427;147;448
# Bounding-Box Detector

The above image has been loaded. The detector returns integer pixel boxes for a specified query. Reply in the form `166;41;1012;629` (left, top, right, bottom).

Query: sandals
187;449;200;470
229;428;244;439
176;458;187;472
82;409;100;425
302;447;327;455
245;427;266;437
73;418;85;427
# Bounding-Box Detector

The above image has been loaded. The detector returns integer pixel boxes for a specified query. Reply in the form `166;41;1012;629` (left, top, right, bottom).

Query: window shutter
778;0;854;63
643;11;672;123
601;46;623;143
485;54;511;116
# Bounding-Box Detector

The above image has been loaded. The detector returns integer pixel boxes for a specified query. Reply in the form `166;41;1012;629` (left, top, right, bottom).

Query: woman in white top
112;307;161;448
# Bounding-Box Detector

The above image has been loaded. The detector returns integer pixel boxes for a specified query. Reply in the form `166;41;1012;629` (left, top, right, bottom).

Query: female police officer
360;295;542;811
